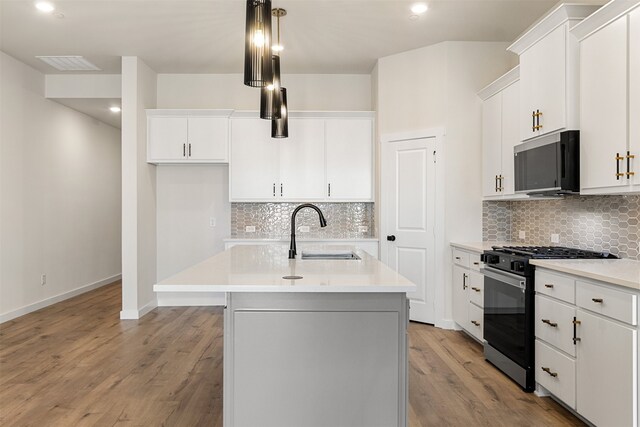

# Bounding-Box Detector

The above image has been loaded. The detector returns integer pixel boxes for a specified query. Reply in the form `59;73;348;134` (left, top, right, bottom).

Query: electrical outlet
519;230;526;240
209;217;216;227
245;225;256;233
551;234;560;244
358;226;368;233
41;274;46;286
298;226;310;233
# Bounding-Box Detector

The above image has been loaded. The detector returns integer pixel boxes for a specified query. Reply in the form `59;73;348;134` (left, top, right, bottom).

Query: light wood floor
0;282;584;426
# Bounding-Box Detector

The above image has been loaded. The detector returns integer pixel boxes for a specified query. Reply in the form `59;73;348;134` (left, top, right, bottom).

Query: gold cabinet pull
627;151;636;179
532;111;536;132
541;319;558;327
473;262;480;266
471;287;481;292
471;320;480;327
616;153;624;180
592;298;603;303
572;319;581;325
544;284;554;288
541;367;558;378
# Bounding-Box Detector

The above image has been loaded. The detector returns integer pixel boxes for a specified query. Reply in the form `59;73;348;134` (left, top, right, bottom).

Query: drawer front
536;270;575;304
469;253;482;272
535;295;576;356
468;271;484;307
535;340;576;409
467;303;483;342
576;281;637;325
453;249;470;268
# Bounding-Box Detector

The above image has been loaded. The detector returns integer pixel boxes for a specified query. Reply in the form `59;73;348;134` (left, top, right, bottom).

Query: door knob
387;235;396;241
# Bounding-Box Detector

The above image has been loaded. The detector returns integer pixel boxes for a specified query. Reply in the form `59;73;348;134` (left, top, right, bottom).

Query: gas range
481;246;617;277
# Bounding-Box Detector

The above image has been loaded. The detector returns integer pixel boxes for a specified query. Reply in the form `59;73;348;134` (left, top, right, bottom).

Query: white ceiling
1;0;569;75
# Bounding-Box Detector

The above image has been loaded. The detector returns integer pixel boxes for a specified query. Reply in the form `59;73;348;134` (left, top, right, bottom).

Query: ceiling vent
36;56;101;71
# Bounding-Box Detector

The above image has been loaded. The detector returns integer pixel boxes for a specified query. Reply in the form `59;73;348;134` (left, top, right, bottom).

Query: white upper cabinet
326;119;373;201
478;66;523;199
229;113;374;202
230;118;279;201
571;1;640;195
508;4;599;142
279;119;326;201
147;110;231;164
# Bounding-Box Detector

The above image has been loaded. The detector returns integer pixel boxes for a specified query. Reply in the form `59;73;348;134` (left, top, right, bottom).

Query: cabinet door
279;119;326;201
326;119;373;201
630;8;640;186
187;117;228;162
500;81;519;195
576;310;637;427
520;24;567;141
148;117;188;161
452;266;470;330
482;93;502;197
230;118;279;201
580;16;628;191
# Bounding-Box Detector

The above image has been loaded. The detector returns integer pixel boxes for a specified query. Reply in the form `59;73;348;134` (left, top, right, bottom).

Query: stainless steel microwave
514;130;580;196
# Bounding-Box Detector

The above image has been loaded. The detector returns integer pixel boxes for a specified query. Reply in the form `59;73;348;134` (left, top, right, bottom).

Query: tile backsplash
483;195;640;260
231;203;375;239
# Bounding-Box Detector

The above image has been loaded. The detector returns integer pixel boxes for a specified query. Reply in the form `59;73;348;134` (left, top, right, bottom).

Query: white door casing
381;135;438;324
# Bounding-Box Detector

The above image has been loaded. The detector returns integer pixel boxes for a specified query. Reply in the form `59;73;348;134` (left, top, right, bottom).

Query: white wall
156;73;371;111
377;42;517;325
154;73;372;286
0;52;122;322
120;56;157;319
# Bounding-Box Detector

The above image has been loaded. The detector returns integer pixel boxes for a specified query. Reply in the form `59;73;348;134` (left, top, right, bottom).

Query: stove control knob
511;261;525;272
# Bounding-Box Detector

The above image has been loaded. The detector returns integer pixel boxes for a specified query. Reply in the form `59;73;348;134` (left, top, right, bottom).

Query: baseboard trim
1;274;122;324
434;318;458;330
120;298;158;320
156;292;226;307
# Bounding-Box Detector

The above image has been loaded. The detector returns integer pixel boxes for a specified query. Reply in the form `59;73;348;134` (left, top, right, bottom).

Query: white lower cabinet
535;268;639;426
452;247;484;341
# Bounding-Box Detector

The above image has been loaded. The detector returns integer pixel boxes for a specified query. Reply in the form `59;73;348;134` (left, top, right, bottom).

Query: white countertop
450;241;521;253
531;259;640;290
154;245;416;293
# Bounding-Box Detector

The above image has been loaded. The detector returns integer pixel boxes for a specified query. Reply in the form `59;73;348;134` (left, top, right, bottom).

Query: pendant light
260;8;286;120
272;87;288;138
244;0;273;87
260;55;282;119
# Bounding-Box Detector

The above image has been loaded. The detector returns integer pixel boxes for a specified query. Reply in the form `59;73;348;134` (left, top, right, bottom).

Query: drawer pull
592;298;604;303
573;337;581;344
541;367;558;378
455;257;461;260
471;287;481;292
572;319;581;325
541;319;558;327
473;262;480;265
471;320;480;327
544;284;554;288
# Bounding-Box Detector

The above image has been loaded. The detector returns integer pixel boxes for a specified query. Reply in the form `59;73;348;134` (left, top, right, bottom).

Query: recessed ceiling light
35;1;55;13
109;107;121;113
410;3;428;14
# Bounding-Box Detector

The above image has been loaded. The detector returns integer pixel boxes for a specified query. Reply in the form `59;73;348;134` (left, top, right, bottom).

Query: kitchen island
154;245;416;427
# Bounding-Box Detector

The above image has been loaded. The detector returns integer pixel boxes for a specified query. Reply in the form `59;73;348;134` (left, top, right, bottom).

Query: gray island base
153;245;416;427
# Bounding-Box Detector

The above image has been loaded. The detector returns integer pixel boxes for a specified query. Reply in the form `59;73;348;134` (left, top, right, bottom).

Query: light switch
245;226;256;233
519;230;526;240
551;234;560;244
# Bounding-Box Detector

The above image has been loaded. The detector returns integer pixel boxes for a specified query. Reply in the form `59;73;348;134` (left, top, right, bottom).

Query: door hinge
433;150;436;163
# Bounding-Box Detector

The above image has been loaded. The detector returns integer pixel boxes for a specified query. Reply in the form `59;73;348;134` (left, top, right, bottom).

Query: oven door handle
481;268;526;290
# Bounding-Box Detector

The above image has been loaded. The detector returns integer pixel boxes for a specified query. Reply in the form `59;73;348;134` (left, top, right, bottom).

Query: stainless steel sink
300;251;361;260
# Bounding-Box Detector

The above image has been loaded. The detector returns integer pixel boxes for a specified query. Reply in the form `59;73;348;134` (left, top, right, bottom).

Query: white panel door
630;8;640;186
326;119;373;201
482;92;502;197
148;117;188;161
576;310;637;427
229;118;279;201
279;119;326;201
187;117;228;162
382;138;436;323
500;81;520;195
580;15;628;191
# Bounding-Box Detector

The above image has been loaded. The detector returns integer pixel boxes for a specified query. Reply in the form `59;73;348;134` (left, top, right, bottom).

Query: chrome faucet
289;203;327;259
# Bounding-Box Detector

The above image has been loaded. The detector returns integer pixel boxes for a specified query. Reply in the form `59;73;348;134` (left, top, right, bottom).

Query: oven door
483;267;531;368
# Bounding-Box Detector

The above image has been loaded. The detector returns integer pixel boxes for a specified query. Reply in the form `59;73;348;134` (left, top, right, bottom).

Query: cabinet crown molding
507;3;601;55
571;0;640;40
478;66;520;101
146;109;234;117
